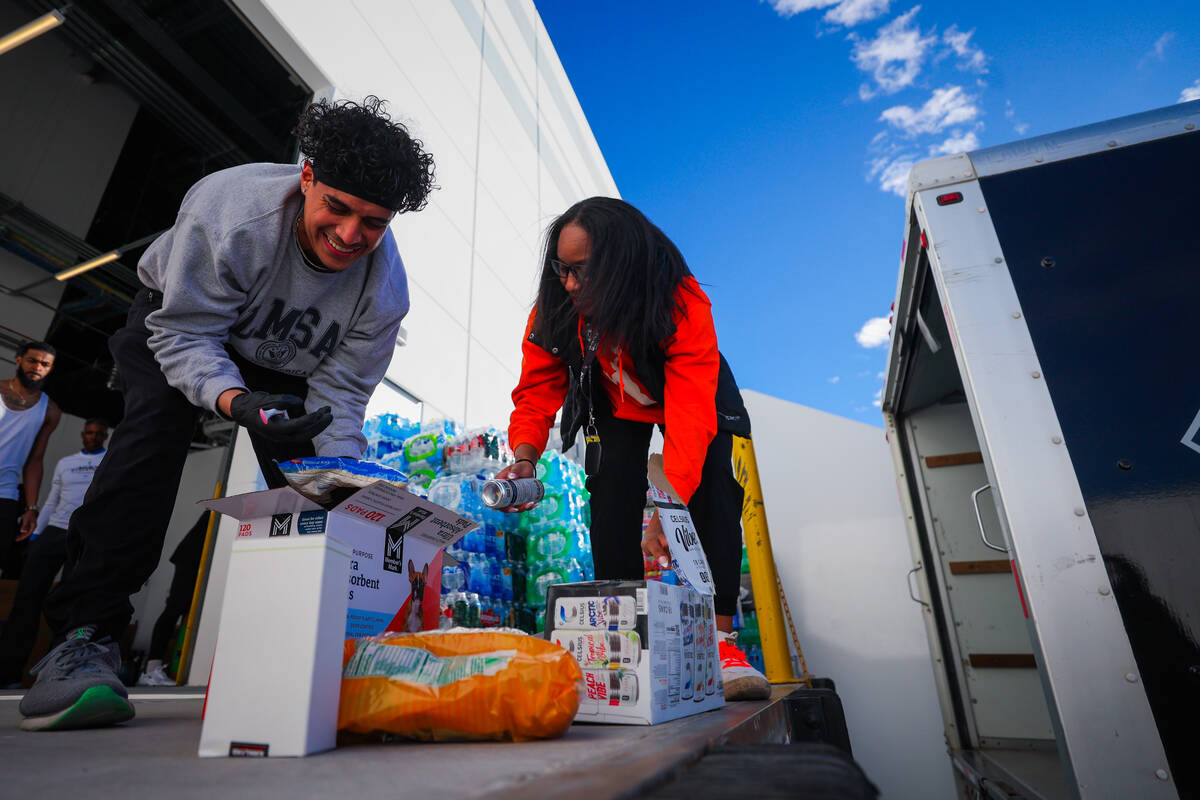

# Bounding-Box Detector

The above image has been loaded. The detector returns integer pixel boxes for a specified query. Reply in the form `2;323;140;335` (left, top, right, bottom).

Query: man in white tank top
0;342;62;578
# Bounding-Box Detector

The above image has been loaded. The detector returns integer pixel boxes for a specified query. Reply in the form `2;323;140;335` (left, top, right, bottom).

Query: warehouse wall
191;0;618;683
741;390;956;800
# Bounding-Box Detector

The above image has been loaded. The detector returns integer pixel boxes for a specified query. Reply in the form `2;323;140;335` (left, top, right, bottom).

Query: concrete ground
0;687;792;799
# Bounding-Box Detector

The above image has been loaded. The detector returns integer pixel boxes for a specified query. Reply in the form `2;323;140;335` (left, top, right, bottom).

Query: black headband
311;163;400;213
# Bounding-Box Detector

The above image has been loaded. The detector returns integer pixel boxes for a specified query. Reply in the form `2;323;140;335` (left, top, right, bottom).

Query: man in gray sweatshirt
19;96;435;732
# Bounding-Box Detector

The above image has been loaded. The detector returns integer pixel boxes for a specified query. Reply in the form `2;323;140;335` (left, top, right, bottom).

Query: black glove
228;391;332;443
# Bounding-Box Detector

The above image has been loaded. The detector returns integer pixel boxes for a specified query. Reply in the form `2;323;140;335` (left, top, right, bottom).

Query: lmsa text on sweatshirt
137;163;409;457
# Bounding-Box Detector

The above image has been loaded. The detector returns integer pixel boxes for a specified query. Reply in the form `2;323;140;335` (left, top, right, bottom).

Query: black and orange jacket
509;277;749;504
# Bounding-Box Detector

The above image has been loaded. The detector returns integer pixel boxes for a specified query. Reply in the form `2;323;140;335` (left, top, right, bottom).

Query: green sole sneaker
20;685;136;732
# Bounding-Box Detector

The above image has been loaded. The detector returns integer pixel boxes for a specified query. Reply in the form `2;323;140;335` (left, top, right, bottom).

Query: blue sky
537;0;1199;426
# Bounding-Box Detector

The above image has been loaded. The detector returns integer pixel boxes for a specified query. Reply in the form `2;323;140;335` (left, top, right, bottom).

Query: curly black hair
293;96;436;213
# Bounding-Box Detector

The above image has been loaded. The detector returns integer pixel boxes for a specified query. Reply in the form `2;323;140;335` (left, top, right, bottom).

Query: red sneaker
718;631;770;701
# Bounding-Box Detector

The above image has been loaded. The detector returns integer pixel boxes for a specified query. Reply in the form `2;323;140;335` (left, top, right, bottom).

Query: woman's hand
492;444;541;513
641;508;671;568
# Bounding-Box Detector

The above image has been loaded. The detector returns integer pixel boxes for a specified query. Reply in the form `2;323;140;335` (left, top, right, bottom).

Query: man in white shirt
1;342;62;577
0;420;108;688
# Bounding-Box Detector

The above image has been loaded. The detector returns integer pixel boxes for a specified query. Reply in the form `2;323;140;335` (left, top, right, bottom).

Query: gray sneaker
18;626;135;731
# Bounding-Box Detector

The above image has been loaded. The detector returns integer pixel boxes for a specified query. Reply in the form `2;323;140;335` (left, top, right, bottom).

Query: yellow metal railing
733;435;810;685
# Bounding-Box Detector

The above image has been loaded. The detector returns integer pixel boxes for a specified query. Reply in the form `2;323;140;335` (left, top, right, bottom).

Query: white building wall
741;390;957;800
191;0;618;683
230;0;617;428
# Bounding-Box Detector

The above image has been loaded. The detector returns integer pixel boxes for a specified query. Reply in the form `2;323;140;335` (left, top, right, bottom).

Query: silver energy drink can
582;669;639;706
551;630;642;668
480;478;545;508
554;595;638;630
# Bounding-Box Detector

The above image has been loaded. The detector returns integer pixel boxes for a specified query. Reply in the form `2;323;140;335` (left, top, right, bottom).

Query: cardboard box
198;482;475;757
546;580;724;725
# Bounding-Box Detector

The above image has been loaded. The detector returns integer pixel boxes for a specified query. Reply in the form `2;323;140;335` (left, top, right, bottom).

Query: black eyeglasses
549;258;586;280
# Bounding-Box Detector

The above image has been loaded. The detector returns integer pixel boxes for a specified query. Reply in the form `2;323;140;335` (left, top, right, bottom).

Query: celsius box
198;481;475;757
547;580;724;725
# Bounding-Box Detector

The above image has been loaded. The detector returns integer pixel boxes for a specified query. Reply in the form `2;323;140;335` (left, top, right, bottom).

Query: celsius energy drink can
694;604;707;703
680;602;695;701
555;595;637;630
582;669;639;707
481;478;545;508
551;630;642;668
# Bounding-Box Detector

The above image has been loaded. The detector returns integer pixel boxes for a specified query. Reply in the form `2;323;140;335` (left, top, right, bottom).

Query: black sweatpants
0;525;70;683
0;498;21;579
43;289;315;641
585;397;744;617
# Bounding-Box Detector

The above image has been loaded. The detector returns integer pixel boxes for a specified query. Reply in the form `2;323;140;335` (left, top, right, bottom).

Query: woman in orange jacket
497;197;768;699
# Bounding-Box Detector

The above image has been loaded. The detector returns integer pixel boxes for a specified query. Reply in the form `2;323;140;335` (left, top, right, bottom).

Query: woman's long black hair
534;198;693;365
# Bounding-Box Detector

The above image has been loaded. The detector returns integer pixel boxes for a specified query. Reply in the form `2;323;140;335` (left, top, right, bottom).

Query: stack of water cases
362;414;595;633
546;580;724;725
520;451;594;625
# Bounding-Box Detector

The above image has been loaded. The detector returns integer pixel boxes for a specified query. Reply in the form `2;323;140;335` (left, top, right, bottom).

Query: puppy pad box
198;481;475;757
546;580;724;725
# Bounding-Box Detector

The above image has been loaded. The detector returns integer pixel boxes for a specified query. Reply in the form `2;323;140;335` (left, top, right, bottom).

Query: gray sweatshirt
137;163;409;457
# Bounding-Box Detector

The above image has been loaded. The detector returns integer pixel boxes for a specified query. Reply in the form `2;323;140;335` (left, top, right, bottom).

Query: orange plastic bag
338;630;582;742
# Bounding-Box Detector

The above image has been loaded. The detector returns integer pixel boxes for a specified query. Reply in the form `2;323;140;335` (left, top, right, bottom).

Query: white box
199;534;350;757
198;482;475;757
546;580;725;725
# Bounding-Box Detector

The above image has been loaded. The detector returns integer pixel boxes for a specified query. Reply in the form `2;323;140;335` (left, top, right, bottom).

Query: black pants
585;398;744;617
0;498;21;579
0;525;71;683
43;289;315;641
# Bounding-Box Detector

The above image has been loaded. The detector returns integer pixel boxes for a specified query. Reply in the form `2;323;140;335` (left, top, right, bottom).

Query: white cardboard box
197;482;475;757
546;579;724;725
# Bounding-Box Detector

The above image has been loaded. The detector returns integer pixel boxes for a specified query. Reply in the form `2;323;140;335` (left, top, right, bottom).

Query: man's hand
641;507;670;568
228;391;332;443
17;509;37;541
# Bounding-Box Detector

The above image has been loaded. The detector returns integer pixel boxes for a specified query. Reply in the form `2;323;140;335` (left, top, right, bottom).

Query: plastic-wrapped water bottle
564;557;585;584
528;524;572;561
505;529;527;563
497;560;515;602
484;524;505;559
488;555;505;600
467;552;491;596
527;560;569;606
510;561;526;606
439;591;458;630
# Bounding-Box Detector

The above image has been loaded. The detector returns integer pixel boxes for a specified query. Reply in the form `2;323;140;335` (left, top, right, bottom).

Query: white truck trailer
883;100;1199;800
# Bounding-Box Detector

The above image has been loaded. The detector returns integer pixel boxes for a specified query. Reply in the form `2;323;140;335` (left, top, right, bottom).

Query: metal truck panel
888;170;1178;797
977;128;1199;798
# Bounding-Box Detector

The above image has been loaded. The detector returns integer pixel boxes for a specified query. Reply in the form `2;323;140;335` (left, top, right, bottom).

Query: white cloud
930;129;980;155
850;7;937;97
880;85;979;135
1180;79;1200;103
855;316;891;347
942;25;987;72
768;0;888;25
768;0;839;16
868;153;916;195
828;375;841;383
1147;32;1175;62
825;0;891;27
872;385;884;407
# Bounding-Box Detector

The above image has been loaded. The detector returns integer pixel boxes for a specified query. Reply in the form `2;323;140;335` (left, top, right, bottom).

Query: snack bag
276;456;408;505
338;629;582;742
